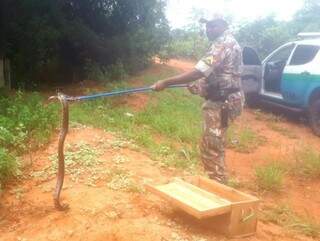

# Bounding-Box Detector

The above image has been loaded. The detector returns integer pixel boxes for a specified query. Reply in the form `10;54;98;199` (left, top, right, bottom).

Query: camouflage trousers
200;93;243;183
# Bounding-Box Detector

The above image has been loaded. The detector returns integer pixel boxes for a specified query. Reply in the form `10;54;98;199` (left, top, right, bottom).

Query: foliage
236;0;320;59
0;92;58;186
2;0;169;87
0;147;17;187
162;0;320;61
0;92;58;153
159;29;210;60
236;16;292;59
291;0;320;33
294;147;320;178
255;162;285;191
158;8;210;61
262;204;320;238
227;125;266;153
45;142;109;186
70;66;202;171
84;60;128;83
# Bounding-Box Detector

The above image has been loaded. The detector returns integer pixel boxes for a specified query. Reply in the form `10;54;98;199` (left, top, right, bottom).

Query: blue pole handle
66;84;188;102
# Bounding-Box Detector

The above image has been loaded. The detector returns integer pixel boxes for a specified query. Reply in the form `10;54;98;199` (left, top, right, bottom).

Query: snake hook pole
48;84;187;211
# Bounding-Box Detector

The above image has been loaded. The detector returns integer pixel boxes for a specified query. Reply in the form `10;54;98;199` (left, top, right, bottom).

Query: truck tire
309;98;320;137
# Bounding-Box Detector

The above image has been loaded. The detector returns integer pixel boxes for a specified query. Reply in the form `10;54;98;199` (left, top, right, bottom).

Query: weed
227;125;266;153
227;177;243;189
84;60;127;83
70;66;202;171
161;34;210;60
254;109;284;123
107;171;135;191
0;148;17;186
294;147;320;178
0;92;58;186
112;155;129;165
255;162;285;191
35;142;109;186
268;123;298;139
0;92;58;152
262;204;320;238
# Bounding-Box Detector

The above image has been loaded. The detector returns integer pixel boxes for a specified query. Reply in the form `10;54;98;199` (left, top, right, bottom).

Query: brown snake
47;85;186;210
49;93;69;211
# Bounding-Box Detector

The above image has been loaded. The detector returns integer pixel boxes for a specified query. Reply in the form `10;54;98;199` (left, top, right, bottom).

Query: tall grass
294;147;320;178
0;91;58;186
262;204;320;238
227;125;266;153
255;162;285;191
70;66;203;170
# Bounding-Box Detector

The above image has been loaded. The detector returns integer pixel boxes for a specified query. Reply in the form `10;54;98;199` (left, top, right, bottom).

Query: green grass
262;204;320;238
70;66;203;171
0;91;58;186
45;142;107;185
0;148;17;189
255;162;285;191
294;147;320;178
227;125;266;153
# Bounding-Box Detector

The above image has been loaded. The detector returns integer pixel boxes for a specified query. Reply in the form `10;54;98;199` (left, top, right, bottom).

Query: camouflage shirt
195;30;242;90
191;30;243;99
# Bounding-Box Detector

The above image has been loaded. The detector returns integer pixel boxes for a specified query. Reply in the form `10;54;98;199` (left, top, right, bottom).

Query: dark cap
199;17;228;28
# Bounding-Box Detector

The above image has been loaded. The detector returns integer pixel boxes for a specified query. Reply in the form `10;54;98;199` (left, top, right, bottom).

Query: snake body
49;85;187;211
53;94;69;211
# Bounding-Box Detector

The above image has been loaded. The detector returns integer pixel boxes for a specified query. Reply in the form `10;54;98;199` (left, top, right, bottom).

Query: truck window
267;44;295;64
242;47;261;65
290;45;320;65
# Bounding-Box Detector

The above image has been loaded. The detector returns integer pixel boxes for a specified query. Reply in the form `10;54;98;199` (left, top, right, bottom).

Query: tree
290;0;320;32
235;0;320;59
2;0;169;88
235;16;291;58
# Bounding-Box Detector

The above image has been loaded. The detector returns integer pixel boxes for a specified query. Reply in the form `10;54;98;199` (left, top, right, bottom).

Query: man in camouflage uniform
152;17;244;183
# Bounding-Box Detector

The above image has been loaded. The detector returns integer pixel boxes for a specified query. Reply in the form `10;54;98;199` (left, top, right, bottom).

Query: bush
159;29;209;61
262;204;320;238
0;148;17;186
227;125;266;153
0;92;58;186
84;60;128;83
0;92;58;153
255;162;285;191
294;148;320;178
4;1;169;87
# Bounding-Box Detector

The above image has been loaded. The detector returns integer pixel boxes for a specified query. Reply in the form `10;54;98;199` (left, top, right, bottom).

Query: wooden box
146;176;259;238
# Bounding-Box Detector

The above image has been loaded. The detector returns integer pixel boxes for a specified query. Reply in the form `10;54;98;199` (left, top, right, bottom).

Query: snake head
48;95;58;101
48;93;69;102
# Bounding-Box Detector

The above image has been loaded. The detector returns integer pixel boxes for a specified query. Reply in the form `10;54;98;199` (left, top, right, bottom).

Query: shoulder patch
203;56;214;66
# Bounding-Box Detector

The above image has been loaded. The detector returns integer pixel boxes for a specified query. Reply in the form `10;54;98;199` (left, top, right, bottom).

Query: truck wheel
309;98;320;137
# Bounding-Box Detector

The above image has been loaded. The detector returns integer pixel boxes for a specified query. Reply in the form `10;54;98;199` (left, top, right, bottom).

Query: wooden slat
146;184;203;219
172;178;231;207
146;178;232;219
146;176;260;237
197;176;259;203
